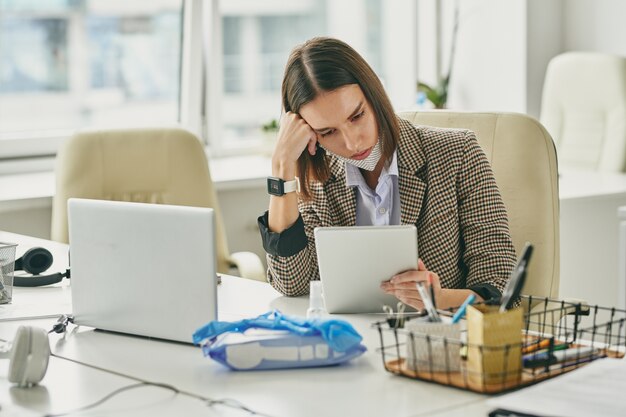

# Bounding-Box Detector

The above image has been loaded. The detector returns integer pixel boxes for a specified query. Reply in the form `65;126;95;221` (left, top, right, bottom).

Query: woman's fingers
381;281;422;302
396;296;424;310
389;288;422;299
307;134;318;156
381;280;423;291
418;258;426;271
390;270;429;284
279;112;317;158
380;261;443;310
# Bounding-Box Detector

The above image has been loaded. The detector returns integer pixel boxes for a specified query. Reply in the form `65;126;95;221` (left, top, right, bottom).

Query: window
214;0;407;155
217;1;329;152
0;0;183;157
0;0;417;163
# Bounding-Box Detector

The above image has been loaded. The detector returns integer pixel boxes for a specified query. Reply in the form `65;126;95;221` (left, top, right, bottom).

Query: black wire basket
374;296;626;394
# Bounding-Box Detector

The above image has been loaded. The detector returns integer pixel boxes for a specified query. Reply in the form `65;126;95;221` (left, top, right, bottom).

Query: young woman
257;37;516;311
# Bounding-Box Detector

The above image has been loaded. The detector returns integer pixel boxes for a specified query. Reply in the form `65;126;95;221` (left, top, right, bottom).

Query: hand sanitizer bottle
306;281;326;319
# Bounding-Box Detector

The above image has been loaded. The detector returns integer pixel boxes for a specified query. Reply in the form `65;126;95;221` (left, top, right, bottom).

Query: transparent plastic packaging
306;281;326;319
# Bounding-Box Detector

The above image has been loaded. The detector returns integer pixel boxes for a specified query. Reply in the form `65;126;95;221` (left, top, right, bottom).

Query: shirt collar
345;150;398;188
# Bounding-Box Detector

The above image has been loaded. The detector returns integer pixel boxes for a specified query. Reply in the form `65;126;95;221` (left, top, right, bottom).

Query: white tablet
314;225;418;314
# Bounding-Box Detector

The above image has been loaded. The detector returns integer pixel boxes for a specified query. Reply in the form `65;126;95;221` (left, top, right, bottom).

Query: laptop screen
68;198;217;343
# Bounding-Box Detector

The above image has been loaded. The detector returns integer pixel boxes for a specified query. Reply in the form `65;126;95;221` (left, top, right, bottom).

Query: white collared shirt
345;151;401;226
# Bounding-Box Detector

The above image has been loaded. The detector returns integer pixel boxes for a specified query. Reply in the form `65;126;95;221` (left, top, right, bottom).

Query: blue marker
523;351;556;367
451;294;476;324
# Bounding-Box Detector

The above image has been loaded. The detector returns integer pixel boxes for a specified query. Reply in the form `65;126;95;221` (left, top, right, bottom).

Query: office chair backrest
541;52;626;172
399;111;560;299
51;128;232;273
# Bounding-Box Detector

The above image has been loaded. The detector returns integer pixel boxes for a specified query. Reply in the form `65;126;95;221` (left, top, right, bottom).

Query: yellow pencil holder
467;304;523;386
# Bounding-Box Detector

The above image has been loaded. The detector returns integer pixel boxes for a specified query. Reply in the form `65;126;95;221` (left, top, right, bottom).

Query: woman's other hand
272;111;318;178
380;259;441;310
380;259;483;311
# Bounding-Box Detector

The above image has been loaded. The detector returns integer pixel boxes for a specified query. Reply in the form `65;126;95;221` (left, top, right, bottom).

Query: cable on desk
50;353;276;417
2;316;275;416
1;314;69;350
0;313;69;322
43;382;178;417
186;392;276;416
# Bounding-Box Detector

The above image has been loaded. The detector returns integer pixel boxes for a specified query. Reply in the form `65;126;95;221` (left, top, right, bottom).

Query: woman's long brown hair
281;37;400;200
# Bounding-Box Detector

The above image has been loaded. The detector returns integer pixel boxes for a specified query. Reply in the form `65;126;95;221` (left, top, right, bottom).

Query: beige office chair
399;111;560;302
51;127;266;281
540;52;626;172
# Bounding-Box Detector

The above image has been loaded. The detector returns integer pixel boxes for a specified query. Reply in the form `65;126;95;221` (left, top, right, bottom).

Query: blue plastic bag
193;310;366;370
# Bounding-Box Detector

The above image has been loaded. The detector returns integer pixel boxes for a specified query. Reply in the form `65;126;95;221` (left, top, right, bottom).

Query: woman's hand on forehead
271;112;318;176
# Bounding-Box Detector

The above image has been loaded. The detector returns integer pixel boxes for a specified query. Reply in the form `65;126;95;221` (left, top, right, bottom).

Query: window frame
0;0;189;162
0;0;419;166
201;0;419;157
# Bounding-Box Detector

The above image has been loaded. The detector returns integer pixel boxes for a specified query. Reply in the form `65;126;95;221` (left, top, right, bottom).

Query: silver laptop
68;198;217;343
314;225;419;314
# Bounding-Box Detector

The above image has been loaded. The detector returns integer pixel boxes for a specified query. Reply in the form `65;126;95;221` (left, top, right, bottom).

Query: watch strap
268;176;300;195
282;178;299;193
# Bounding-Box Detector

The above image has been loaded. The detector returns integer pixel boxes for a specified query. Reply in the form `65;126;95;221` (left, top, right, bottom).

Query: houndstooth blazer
258;117;517;299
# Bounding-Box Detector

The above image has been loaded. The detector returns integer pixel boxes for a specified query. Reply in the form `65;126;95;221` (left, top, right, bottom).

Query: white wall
416;0;529;113
381;0;418;111
416;0;438;90
563;0;626;56
418;0;624;118
0;206;52;239
532;0;626;118
446;0;527;113
526;0;563;118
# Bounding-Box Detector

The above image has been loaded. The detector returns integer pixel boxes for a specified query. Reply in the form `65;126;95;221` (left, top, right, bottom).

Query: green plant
261;119;279;132
418;78;450;110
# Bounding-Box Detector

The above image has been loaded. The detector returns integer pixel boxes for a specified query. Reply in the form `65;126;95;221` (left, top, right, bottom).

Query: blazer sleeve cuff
468;283;502;303
257;211;308;257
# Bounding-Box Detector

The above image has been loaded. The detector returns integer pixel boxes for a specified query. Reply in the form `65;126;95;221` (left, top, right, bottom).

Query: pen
499;243;533;312
416;281;441;322
528;343;570;355
534;355;596;375
451;293;475;324
552;346;596;363
522;338;553;354
522;351;556;367
428;275;436;309
523;346;596;367
522;345;570;366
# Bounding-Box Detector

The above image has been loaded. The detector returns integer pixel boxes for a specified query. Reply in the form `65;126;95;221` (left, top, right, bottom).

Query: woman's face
299;84;379;161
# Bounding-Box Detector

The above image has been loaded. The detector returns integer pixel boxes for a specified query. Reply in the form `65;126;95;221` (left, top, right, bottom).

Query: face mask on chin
320;140;382;171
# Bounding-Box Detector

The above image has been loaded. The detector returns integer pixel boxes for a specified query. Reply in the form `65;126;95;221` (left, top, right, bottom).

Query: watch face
267;177;284;196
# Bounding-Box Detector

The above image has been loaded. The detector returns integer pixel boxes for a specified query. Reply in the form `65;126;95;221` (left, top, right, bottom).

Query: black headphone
13;247;70;287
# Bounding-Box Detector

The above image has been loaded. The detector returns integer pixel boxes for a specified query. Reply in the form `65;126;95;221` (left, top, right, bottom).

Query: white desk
559;170;626;309
1;349;225;417
1;231;488;417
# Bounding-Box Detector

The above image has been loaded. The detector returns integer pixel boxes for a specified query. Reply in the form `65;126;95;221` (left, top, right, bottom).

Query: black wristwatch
267;177;299;196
